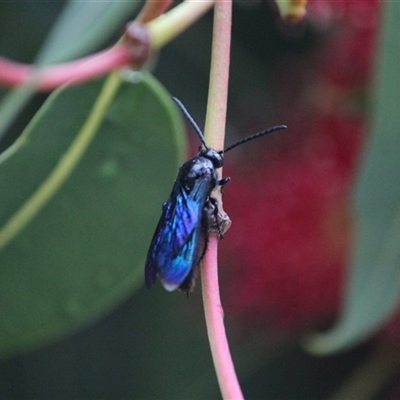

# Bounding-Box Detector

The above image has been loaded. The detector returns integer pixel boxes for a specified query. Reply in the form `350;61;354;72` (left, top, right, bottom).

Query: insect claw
218;177;231;187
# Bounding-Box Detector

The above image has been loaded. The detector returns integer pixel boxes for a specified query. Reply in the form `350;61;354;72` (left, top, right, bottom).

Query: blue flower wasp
145;98;287;293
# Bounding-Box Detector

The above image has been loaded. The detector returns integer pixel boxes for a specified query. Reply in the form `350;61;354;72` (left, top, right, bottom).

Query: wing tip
161;280;180;292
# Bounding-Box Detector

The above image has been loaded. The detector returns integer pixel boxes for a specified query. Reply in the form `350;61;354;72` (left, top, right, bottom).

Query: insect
145;97;287;293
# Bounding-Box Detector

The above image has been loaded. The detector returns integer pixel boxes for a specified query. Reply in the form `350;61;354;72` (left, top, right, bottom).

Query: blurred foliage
305;1;400;354
0;1;400;400
0;72;184;357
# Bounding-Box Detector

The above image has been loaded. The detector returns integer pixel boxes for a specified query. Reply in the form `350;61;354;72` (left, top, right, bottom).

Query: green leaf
0;71;185;357
35;1;140;65
305;2;400;354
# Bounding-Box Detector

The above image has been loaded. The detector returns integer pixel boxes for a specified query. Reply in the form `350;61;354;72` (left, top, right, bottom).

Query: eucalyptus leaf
0;71;185;357
305;2;400;354
35;1;139;66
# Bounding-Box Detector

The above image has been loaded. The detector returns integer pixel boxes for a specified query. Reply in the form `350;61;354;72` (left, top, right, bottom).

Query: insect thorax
179;156;218;192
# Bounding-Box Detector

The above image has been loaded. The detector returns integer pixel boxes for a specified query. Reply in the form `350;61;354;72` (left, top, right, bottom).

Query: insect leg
208;197;224;238
218;177;231;187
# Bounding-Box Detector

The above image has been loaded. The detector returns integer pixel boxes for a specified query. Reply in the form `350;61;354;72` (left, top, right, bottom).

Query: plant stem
0;46;132;91
203;5;230;150
136;0;173;23
0;1;214;91
201;1;244;399
147;0;214;50
202;238;244;400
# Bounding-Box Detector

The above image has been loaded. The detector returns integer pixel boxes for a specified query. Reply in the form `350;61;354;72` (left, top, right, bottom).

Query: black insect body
145;98;286;293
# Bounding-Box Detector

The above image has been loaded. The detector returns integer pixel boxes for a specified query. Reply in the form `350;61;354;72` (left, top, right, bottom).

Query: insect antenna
223;124;287;153
172;97;209;150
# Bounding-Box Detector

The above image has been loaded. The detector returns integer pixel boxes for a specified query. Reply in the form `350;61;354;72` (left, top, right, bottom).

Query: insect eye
203;149;223;168
214;154;224;168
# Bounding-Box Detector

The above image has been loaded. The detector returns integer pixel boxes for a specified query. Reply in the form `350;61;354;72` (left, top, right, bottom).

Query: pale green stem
147;0;215;50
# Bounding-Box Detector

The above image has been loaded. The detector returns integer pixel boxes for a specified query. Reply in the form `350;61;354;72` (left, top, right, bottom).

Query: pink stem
202;236;244;399
136;0;173;23
0;44;133;91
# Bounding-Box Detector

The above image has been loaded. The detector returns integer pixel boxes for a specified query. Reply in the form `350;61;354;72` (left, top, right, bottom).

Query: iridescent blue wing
145;179;209;291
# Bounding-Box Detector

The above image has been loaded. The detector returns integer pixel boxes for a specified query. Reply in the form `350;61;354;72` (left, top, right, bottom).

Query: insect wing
145;182;206;291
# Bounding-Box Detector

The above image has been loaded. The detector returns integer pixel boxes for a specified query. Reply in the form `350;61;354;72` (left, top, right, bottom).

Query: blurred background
1;0;399;399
